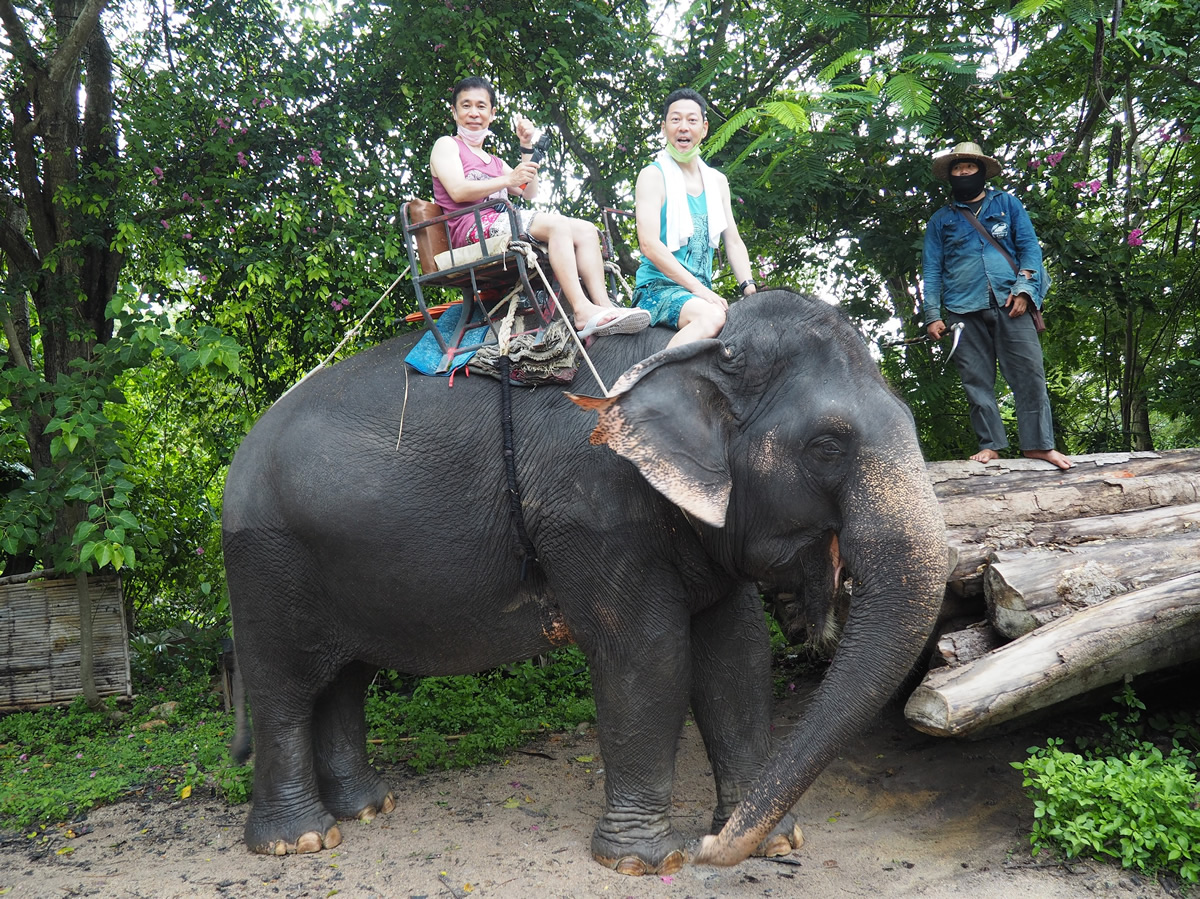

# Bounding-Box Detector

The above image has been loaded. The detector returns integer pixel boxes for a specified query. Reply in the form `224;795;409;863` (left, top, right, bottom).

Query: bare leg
528;213;617;329
1023;448;1074;469
666;296;727;348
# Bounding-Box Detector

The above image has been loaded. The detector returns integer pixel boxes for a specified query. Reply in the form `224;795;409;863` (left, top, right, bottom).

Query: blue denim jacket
921;188;1045;325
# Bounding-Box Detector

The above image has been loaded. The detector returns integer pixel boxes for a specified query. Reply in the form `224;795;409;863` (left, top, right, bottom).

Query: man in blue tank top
632;89;757;348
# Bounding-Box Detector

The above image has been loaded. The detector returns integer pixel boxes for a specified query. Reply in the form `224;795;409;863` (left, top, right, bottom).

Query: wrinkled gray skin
222;289;947;873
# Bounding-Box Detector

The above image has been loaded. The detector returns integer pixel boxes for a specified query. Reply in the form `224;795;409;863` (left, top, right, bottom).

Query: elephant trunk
695;450;946;867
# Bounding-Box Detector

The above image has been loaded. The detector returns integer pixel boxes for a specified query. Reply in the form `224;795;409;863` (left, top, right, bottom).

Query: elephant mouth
762;532;850;649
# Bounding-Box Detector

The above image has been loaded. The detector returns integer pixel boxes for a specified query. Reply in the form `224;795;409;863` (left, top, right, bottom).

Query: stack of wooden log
904;448;1200;738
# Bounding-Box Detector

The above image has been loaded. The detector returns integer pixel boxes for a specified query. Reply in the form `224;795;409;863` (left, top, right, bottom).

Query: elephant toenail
324;825;342;849
657;849;686;874
381;792;397;814
296;831;322;853
614;856;648;876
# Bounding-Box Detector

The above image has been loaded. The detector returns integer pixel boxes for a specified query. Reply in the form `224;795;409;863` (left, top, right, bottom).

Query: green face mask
665;142;702;164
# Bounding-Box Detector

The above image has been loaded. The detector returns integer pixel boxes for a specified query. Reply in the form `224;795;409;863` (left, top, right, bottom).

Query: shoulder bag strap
955;206;1019;275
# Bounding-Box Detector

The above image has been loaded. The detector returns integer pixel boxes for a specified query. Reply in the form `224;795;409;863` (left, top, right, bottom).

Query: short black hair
663;88;707;120
451;76;497;108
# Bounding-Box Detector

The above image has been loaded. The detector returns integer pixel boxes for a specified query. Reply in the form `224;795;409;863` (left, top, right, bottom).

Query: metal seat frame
401;198;558;373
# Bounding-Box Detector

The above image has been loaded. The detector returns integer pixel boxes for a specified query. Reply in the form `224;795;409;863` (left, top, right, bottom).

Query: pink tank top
432;137;507;247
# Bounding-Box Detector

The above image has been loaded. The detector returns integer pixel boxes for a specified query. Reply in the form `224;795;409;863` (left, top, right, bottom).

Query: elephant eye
810;436;844;459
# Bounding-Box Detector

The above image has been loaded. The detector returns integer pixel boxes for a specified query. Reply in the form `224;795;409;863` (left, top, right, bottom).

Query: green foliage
1013;684;1200;884
364;647;595;773
0;670;250;830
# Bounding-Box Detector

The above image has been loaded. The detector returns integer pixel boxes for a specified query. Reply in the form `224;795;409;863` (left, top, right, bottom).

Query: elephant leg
229;554;341;855
587;626;692;876
689;586;803;858
313;662;396;821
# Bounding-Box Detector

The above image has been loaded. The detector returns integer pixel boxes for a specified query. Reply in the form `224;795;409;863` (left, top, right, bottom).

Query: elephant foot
754;823;803;858
591;816;687;876
356;791;397;822
262;825;342;855
245;801;341;855
319;769;395;822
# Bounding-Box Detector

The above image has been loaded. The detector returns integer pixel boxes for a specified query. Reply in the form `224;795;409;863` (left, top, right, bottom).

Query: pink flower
1073;181;1085;189
161;220;170;230
433;43;446;51
1127;228;1144;247
227;136;234;145
183;232;192;240
237;151;248;167
200;274;208;282
1028;158;1042;169
153;166;164;178
309;149;322;166
736;197;744;204
1088;180;1101;194
1045;151;1064;167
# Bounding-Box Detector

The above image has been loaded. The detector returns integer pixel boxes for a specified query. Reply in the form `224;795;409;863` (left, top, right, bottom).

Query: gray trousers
945;302;1055;452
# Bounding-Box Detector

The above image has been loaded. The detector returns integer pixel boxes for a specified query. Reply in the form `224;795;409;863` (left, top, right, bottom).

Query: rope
279;266;411;402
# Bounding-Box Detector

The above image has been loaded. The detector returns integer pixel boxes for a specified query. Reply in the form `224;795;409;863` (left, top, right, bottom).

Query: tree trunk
74;569;104;711
947;500;1200;588
905;572;1200;737
985;531;1200;638
930;449;1200;529
932;621;1005;668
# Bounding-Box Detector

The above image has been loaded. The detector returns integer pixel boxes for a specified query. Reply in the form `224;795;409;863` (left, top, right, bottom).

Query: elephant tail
225;640;253;764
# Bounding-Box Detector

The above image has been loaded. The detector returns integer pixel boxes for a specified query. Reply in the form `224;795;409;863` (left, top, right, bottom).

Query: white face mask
457;126;492;148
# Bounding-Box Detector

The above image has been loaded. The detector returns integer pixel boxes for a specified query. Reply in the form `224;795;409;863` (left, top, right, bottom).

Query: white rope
279;266;411;401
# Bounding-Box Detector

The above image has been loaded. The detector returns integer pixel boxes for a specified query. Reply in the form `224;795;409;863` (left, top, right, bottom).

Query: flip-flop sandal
577;307;650;339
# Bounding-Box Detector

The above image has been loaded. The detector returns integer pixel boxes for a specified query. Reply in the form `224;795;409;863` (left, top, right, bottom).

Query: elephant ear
569;339;735;527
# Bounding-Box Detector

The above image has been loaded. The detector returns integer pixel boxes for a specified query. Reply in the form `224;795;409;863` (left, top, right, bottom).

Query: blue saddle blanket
404;303;493;376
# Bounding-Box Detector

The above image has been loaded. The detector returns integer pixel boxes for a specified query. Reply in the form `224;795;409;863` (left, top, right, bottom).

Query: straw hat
932;141;1002;181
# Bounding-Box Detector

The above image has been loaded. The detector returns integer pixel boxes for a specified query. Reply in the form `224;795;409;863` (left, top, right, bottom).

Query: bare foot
1023;448;1075;470
969;448;1000;464
573;303;617;331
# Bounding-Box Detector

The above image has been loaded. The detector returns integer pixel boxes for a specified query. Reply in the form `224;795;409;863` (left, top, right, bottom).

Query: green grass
0;670;251;832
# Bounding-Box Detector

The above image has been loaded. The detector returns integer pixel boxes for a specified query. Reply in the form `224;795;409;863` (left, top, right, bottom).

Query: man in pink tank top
430;77;649;339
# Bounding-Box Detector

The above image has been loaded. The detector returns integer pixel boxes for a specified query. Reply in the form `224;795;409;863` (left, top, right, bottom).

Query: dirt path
0;690;1176;898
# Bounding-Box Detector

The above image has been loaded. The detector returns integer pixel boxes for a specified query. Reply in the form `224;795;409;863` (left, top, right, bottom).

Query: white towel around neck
655;148;728;252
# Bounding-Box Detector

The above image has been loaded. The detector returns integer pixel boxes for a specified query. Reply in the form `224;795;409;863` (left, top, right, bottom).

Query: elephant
221;288;948;873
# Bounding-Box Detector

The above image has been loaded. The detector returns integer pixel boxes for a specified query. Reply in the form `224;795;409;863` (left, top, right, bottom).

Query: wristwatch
739;279;757;295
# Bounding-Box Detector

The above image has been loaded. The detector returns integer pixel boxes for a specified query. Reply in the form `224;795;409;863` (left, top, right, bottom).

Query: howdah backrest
405;199;450;275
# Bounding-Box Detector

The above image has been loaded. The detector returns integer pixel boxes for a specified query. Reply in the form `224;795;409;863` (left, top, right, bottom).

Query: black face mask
949;170;987;202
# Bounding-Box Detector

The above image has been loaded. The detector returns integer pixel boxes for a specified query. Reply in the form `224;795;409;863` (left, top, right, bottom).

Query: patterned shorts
467;208;539;244
633;281;698;329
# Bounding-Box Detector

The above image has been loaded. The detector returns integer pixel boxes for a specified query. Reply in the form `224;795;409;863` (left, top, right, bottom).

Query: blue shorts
633;282;695;329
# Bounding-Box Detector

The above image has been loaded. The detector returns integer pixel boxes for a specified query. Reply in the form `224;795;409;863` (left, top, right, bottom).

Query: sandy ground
0;688;1179;899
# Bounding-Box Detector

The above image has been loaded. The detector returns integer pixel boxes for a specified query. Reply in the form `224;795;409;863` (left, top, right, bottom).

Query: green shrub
1013;684;1200;884
0;670;251;831
365;646;595;772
